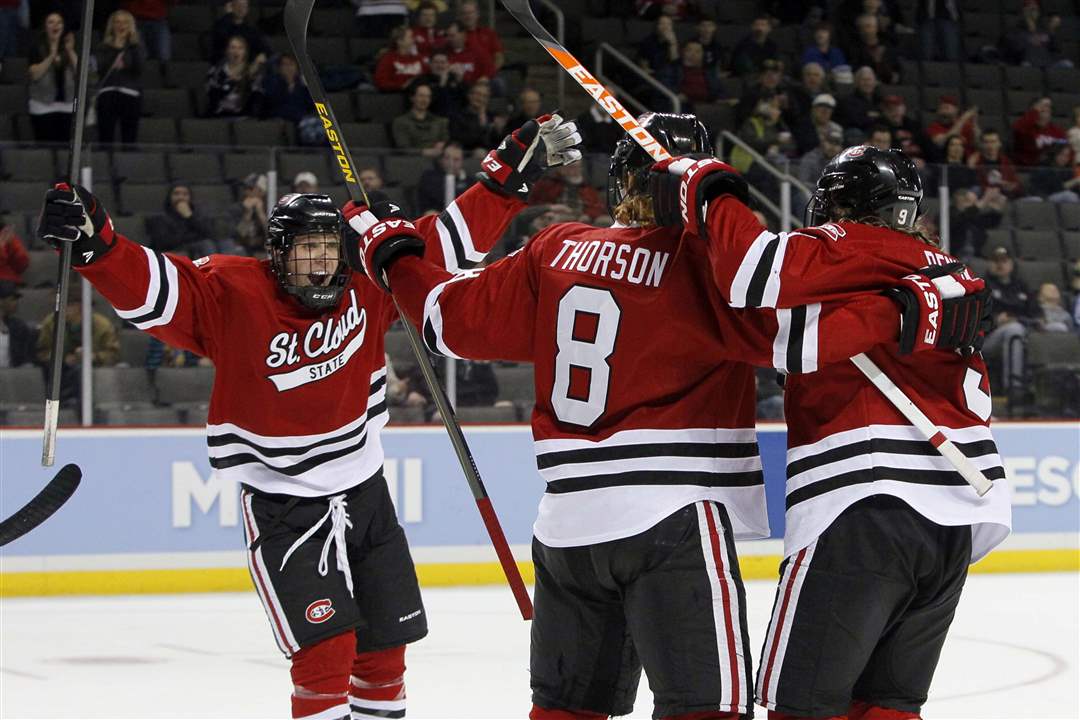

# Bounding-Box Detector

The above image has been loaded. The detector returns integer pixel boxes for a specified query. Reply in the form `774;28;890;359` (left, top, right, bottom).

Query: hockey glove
890;262;991;355
343;200;424;292
648;156;750;237
38;183;117;266
478;112;583;201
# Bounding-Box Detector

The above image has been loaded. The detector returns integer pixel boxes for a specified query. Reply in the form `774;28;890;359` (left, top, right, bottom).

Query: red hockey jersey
78;185;523;497
388;221;905;547
702;197;1012;562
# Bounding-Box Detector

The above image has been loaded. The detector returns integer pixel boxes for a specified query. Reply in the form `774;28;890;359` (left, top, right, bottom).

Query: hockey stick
42;0;96;467
283;0;533;620
0;464;81;547
500;0;994;498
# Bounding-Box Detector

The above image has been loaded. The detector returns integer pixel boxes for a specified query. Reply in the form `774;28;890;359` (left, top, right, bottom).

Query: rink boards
1;422;1077;596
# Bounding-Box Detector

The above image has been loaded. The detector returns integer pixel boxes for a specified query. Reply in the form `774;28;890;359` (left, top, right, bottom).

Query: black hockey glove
342;200;424;292
38;183;117;266
648;156;750;236
889;262;992;355
478;112;583;201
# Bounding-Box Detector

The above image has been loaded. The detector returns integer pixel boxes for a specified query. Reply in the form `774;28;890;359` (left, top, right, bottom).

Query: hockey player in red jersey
344;114;984;720
648;144;1011;719
37;114;583;719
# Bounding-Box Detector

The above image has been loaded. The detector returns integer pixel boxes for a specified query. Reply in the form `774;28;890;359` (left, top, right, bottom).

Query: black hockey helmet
607;112;712;213
805;145;923;231
266;193;350;311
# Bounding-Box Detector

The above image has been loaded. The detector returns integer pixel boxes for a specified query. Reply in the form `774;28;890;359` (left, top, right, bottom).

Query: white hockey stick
500;0;995;497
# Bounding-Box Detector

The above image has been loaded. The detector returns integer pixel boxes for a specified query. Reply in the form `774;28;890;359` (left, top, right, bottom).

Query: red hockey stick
285;0;533;619
500;0;994;497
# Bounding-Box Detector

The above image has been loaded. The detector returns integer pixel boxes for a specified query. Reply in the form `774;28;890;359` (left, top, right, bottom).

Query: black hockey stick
42;0;96;467
283;0;533;620
0;464;81;547
501;0;993;497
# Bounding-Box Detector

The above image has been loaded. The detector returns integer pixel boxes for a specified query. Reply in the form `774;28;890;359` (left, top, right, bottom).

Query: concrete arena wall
1;422;1077;597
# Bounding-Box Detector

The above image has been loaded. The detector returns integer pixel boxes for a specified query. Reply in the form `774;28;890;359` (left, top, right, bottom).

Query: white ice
1;573;1077;719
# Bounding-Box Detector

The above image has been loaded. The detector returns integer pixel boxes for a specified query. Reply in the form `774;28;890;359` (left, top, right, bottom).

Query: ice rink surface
1;573;1077;719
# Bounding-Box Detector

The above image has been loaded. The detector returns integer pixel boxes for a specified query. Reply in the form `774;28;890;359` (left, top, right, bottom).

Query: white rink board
1;573;1077;719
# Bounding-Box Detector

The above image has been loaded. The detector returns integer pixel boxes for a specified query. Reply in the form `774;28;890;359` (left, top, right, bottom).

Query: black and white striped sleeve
112;245;181;330
771;304;821;374
433;201;487;274
729;230;790;309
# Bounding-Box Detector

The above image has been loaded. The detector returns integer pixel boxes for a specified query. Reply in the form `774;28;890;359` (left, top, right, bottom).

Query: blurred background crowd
1;0;1078;426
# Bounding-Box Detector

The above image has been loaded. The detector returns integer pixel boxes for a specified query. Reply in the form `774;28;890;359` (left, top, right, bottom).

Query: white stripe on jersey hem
729;229;776;308
422;279;462;359
787;450;1005;494
347;697;406;710
297;702;350;719
534;427;758;454
539;454;762;481
786;423;994;464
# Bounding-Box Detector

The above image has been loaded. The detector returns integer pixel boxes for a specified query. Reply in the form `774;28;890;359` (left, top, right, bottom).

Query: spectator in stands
736;57;792;126
506;87;542;133
949;187;1004;261
27;12;79;143
263;53;317;142
845;14;901;84
836;65;882;135
292;171;318;194
915;0;961;61
658;40;720;109
121;0;171;61
1012;97;1068;167
1028;144;1080;202
576;103;624;154
449;79;503;152
226;173;268;256
1035;282;1074;332
385;353;426;409
147;184;219;259
359;167;390;204
411;1;444;56
696;17;724;69
145;335;205;369
968;129;1023;197
417;142;470;214
730;15;780;78
731;96;795;182
881;94;930;161
444;20;492;84
797;126;844;189
374;26;427;92
1002;0;1072;69
0;0;20;60
0;281;36;368
393;81;449;156
206;35;266;118
430;356;498;409
0;220;28;284
36;281;120;405
837;0;904;47
927;95;979;160
794;93;843;155
637;14;679;74
1069;106;1080;158
984;246;1035;396
211;0;268;65
1070;261;1080;333
96;10;145;146
413;50;464;117
867;123;893;151
351;0;408;39
936;134;979;190
801;23;848;71
529;163;606;223
635;0;695;20
458;0;503;76
789;62;828;120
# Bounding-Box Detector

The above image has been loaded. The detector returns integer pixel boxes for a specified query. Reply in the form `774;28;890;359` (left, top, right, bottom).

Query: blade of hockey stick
0;464;82;547
502;2;996;497
284;0;533;620
498;0;670;162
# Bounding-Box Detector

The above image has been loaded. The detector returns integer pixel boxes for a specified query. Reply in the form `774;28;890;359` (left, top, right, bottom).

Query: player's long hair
612;173;655;226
